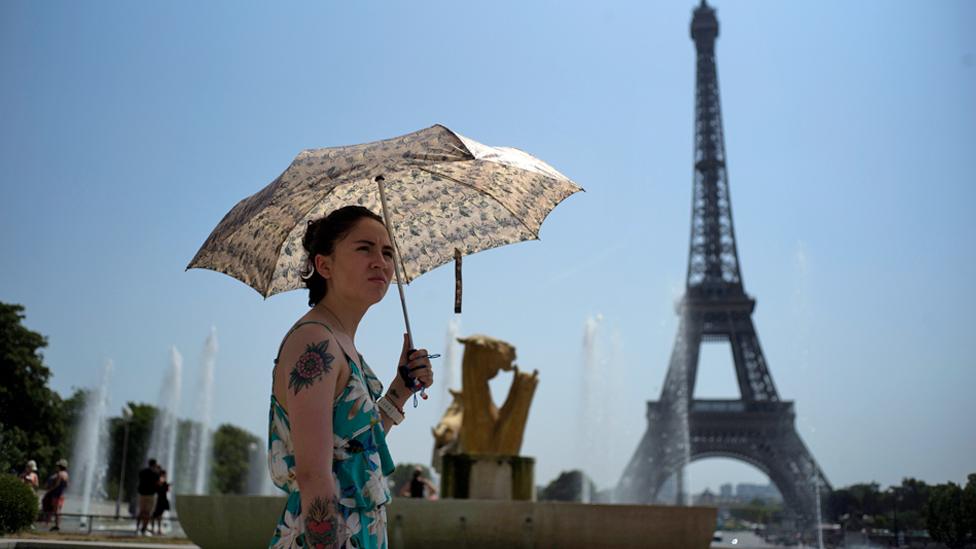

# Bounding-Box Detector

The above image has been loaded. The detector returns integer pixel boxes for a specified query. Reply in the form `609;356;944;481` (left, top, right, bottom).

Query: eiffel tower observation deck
617;0;830;530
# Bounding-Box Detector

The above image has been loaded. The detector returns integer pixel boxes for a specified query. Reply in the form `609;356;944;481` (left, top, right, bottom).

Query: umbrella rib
413;166;541;240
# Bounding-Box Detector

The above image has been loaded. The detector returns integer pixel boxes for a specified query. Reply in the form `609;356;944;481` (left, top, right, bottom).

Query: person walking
135;459;160;536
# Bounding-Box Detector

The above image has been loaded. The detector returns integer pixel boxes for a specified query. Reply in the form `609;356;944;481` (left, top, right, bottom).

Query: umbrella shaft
375;176;414;348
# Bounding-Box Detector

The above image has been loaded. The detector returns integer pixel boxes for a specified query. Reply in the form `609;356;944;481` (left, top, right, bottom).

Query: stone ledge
178;494;716;549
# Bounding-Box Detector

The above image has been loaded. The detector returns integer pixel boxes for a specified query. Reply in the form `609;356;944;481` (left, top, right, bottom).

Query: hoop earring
300;257;315;280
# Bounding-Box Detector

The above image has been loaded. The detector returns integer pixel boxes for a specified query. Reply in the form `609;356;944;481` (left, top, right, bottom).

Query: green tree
389;463;435;497
963;474;976;542
926;482;969;549
893;477;931;531
828;482;886;530
211;424;259;494
724;498;783;526
538;470;596;502
105;403;157;508
0;303;65;476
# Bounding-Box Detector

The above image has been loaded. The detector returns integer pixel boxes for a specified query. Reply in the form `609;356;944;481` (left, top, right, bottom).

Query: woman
151;469;170;535
41;459;69;531
398;467;438;500
268;206;434;549
20;460;39;489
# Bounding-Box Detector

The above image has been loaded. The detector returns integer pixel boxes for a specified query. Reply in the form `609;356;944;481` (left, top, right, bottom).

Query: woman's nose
369;251;388;268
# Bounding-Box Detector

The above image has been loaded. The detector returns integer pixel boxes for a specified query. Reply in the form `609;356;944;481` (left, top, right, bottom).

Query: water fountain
190;327;218;495
671;310;692;506
441;316;462;400
69;359;113;525
148;347;183;480
808;458;825;549
246;441;275;496
579;314;603;503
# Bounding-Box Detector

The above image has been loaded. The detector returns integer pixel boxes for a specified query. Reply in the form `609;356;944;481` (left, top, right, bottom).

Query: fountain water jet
148;347;182;480
578;314;603;503
670;307;692;506
246;441;275;496
69;359;113;524
441;315;462;400
190;327;217;494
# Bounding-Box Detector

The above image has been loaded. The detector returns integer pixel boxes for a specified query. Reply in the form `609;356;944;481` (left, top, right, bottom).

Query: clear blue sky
2;1;974;495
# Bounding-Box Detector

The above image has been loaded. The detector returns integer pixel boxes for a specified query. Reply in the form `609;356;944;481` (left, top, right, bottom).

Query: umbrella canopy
188;124;582;298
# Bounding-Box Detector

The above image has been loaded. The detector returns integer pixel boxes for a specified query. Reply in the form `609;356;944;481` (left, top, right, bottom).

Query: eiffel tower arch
617;1;830;528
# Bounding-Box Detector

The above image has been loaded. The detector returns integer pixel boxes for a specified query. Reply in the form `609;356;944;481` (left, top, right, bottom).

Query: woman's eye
383;251;394;258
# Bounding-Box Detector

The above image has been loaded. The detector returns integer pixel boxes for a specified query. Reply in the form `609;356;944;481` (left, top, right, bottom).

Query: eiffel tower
616;1;830;527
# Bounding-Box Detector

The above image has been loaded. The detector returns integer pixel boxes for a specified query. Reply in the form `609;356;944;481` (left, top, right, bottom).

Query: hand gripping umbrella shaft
375;175;427;400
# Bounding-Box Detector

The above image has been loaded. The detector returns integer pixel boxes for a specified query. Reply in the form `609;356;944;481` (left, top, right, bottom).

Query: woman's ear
314;254;332;279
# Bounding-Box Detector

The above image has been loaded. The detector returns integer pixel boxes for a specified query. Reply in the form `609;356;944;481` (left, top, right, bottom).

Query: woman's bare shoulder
276;322;345;401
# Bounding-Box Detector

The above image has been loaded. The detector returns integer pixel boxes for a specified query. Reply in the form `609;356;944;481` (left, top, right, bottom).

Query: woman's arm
378;335;434;433
279;327;344;549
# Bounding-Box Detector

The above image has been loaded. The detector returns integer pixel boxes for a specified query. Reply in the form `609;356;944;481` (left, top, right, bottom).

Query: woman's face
319;217;395;306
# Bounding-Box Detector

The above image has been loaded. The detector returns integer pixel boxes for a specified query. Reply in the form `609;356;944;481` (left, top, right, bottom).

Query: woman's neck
314;296;365;340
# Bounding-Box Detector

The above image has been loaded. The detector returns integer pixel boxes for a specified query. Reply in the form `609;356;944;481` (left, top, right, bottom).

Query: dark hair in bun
302;206;385;306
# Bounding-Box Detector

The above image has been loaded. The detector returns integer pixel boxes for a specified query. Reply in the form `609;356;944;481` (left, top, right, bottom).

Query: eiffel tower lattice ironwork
616;1;830;526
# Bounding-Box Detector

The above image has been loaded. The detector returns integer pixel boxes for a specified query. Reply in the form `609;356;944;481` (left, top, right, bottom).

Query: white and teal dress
267;322;395;549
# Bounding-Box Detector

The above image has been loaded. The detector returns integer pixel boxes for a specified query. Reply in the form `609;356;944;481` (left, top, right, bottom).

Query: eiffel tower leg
763;430;830;532
618;313;702;503
676;464;686;506
689;402;830;533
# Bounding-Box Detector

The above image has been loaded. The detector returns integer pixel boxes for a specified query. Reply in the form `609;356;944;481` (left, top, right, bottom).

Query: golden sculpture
432;335;539;467
432;389;463;469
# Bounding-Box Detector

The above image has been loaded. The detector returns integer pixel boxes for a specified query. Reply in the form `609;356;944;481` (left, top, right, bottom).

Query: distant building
736;482;782;503
720;483;733;500
695;488;717;505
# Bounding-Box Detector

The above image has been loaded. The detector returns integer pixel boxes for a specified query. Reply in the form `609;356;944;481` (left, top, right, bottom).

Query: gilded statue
432;335;539;468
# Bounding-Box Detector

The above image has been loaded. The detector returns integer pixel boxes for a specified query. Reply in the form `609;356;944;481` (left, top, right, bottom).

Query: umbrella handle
376;175;428;402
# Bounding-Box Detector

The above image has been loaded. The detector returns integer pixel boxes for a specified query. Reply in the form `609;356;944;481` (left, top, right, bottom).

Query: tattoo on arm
288;340;335;395
305;495;339;548
388;388;400;399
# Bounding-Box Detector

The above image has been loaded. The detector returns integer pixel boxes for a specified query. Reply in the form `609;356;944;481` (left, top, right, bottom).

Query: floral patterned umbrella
188;124;581;305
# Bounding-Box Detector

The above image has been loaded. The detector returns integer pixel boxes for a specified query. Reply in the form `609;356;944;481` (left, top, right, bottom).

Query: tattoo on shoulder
288;340;335;395
305;495;339;547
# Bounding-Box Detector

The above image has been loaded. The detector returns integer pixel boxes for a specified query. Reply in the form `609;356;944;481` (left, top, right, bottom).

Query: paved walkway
1;540;198;549
711;531;797;548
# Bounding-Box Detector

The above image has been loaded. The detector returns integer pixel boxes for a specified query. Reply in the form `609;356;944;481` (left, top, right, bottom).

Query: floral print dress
268;321;395;549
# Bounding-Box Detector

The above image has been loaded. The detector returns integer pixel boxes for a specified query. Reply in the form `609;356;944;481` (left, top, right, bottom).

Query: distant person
151;469;170;535
40;459;69;531
136;458;160;536
399;467;438;499
20;460;39;489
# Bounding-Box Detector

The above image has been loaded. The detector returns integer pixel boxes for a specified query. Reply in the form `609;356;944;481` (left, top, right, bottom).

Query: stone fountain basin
178;495;716;549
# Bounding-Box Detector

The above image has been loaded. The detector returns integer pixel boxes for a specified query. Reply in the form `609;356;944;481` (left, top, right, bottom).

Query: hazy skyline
2;0;974;495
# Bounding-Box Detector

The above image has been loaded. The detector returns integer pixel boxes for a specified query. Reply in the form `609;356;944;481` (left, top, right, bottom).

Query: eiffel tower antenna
617;2;830;532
